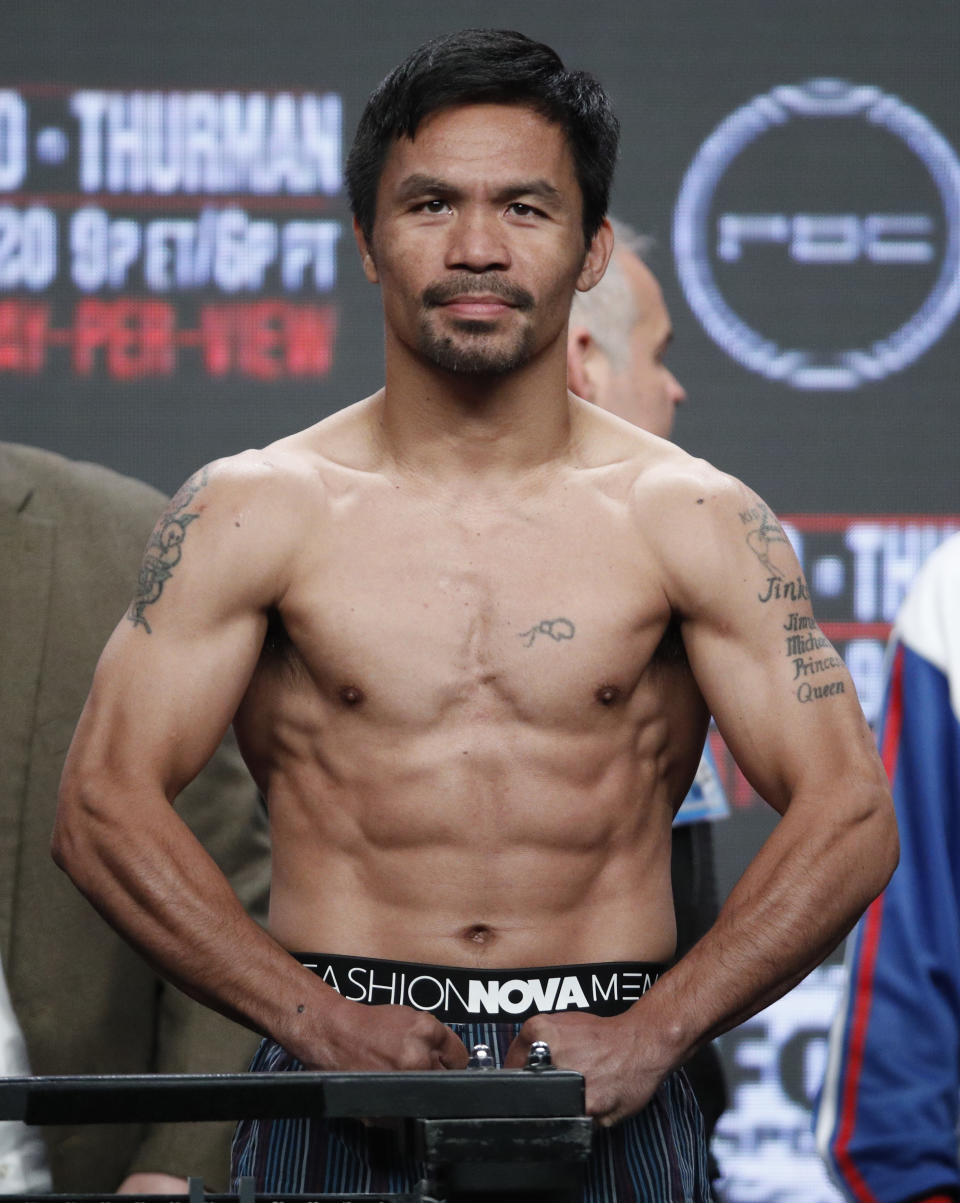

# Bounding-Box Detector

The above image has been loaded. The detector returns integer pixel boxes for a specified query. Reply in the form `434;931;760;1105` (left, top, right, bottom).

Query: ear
353;216;379;284
575;218;614;293
567;324;601;403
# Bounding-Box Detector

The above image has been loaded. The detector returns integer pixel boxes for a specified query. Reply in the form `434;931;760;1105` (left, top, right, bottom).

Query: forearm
642;781;898;1066
52;777;344;1064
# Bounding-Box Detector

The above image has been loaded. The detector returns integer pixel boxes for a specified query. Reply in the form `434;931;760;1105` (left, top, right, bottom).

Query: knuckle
519;1015;547;1041
410;1010;441;1040
396;1035;429;1069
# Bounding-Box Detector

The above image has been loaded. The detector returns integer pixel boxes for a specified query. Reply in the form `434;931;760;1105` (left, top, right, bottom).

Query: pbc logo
673;80;960;389
717;214;934;266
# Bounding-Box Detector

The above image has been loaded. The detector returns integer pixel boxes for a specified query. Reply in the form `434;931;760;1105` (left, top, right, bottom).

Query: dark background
1;3;957;1197
2;0;957;509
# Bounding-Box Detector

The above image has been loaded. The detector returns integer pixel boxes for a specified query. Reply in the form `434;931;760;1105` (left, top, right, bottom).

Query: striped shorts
230;1028;710;1201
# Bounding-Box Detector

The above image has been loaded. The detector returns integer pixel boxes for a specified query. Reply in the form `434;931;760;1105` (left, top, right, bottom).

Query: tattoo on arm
740;502;790;581
758;575;810;604
518;618;576;648
738;507;848;703
127;467;209;634
782;612;847;703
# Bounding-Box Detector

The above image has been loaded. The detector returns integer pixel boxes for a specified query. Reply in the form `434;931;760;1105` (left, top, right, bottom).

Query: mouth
423;278;535;315
440;296;517;318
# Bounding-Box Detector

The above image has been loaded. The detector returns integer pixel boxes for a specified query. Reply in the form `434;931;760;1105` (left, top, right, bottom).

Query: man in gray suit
0;441;271;1193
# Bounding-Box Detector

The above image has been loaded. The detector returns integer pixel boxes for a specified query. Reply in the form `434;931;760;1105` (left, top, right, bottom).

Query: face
357;103;610;378
589;251;686;439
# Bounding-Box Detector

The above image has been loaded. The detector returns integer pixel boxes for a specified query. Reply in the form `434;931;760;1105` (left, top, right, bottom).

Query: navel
461;924;494;946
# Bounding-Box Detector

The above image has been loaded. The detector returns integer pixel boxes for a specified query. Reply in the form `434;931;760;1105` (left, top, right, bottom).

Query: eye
508;202;544;218
419;198;451;214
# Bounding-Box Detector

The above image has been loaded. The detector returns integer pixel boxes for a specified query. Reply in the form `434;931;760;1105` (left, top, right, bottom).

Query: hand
305;997;469;1072
504;1010;671;1126
117;1172;190;1194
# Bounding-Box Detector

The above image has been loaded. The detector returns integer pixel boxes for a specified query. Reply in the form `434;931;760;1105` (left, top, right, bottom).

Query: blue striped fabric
231;1025;710;1200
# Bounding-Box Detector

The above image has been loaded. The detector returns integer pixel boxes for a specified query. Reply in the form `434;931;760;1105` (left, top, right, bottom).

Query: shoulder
572;397;738;506
622;436;758;551
147;448;316;583
571;402;763;571
895;531;960;692
140;420;372;610
900;530;960;613
631;445;742;511
626;452;790;617
179;418;365;534
198;396;381;502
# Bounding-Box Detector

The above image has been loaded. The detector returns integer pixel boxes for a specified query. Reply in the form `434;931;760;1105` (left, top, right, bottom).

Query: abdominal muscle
249;707;686;970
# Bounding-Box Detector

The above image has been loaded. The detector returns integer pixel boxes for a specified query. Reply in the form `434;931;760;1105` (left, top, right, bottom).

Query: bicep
64;466;280;800
77;606;266;797
673;488;882;813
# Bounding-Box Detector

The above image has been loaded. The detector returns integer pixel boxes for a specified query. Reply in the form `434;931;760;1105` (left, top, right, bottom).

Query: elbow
52;760;114;885
52;771;89;878
50;814;82;879
879;803;900;891
863;783;900;901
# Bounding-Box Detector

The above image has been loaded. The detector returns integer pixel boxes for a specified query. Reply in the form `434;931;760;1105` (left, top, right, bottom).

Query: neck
377;332;575;483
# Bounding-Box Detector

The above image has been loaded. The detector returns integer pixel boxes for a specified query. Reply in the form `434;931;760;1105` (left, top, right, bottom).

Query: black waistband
292;952;665;1023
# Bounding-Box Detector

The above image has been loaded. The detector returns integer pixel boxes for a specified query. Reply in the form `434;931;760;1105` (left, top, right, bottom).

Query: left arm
508;473;898;1122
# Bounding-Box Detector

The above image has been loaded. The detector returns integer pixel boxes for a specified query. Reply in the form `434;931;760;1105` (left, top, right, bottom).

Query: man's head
568;219;686;439
346;29;619;250
347;32;618;381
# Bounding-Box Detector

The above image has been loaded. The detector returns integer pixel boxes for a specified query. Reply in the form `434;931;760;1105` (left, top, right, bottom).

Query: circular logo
672;80;960;389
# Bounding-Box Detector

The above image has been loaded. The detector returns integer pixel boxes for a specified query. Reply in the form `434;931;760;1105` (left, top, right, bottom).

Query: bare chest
273;490;668;726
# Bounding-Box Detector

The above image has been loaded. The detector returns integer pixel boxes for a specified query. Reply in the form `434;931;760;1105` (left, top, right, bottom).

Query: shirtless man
53;29;897;1202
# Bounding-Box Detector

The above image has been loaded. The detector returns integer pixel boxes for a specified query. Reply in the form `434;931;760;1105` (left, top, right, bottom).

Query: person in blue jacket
816;531;960;1203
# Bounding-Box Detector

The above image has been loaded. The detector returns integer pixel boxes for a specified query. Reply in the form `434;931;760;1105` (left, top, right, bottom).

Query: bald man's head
568;221;685;439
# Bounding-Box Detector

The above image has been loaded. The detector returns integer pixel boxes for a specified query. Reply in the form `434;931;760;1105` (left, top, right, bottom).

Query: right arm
53;457;466;1072
123;729;270;1191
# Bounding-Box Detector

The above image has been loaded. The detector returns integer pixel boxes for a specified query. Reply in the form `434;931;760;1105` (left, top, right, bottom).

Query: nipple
595;684;621;707
339;684;365;707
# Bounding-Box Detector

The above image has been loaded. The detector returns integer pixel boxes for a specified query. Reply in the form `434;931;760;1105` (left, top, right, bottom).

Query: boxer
54;29;897;1202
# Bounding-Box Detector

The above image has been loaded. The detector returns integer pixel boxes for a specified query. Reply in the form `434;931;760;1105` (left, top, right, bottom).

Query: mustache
422;275;535;312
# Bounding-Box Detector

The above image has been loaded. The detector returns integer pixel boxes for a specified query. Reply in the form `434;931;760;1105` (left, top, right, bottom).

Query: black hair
346;28;619;248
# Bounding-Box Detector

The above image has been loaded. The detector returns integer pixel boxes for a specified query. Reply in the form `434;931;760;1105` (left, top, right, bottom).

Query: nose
667;370;686;407
444;208;511;273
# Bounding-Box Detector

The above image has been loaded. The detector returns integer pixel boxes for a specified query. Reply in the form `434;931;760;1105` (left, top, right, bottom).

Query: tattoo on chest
127;467;209;634
518;618;576;648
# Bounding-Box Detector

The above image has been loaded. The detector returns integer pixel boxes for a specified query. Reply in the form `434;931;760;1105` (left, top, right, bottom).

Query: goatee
417;322;536;376
418;274;536;376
